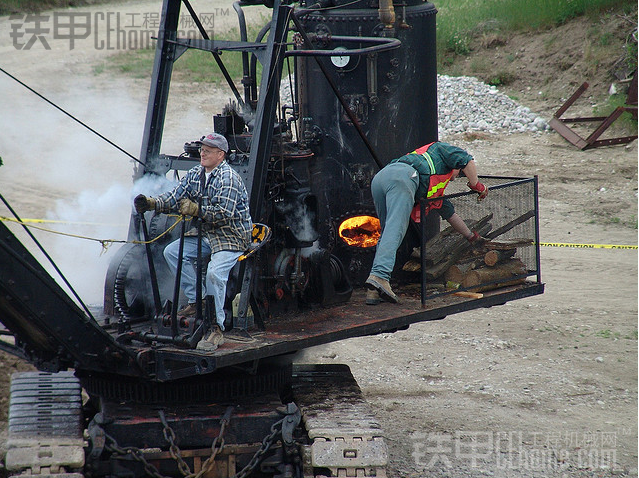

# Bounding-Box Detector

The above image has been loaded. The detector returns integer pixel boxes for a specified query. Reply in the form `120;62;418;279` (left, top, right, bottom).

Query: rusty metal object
549;79;638;150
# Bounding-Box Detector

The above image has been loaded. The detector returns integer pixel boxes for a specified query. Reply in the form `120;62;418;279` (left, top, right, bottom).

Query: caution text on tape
540;242;637;250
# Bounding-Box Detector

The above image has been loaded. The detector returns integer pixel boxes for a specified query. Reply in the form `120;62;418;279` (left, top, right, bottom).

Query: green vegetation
436;0;636;66
595;329;638;340
0;0;110;15
96;21;282;87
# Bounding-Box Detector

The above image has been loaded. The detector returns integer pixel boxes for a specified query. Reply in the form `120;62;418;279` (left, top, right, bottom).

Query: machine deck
120;283;543;374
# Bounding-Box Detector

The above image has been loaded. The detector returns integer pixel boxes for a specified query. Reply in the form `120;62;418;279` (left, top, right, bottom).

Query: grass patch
596;329;638;340
587;209;639;229
0;0;111;15
593;92;639;129
486;71;516;87
436;0;635;69
97;19;279;87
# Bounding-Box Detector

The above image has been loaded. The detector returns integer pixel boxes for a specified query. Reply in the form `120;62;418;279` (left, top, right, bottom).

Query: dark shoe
365;275;399;304
178;303;198;316
179;302;207;317
196;326;225;351
365;289;381;305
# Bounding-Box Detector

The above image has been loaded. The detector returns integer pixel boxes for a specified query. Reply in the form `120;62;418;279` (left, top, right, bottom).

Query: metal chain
193;408;232;478
160;408;233;478
103;408;287;478
160;413;193;477
104;431;172;478
233;417;284;478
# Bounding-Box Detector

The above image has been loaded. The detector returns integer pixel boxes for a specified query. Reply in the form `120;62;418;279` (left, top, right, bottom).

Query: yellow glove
179;198;199;217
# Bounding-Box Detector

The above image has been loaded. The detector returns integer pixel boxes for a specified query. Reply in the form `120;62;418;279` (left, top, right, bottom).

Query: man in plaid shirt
135;133;252;349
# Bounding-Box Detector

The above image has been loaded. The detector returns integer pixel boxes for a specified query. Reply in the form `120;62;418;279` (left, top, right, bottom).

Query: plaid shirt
154;162;252;253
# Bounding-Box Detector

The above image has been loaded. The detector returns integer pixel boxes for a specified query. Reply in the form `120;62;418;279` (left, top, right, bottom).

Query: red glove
467;231;481;243
467;181;488;200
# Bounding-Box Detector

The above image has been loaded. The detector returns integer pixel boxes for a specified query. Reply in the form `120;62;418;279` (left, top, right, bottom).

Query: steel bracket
549;80;638;150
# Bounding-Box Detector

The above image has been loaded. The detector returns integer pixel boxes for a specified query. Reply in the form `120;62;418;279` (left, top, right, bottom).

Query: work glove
179;198;199;217
467;231;485;244
134;194;156;214
467;181;489;201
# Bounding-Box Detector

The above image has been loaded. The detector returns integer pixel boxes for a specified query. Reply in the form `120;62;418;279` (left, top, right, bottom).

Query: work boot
196;326;225;351
179;301;207;317
365;289;381;306
365;274;399;304
178;302;198;316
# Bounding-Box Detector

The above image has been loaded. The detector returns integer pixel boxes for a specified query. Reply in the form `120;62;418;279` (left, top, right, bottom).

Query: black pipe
170;219;187;337
289;12;384;169
140;215;162;316
250;21;273;108
180;0;245;107
137;331;191;347
0;192;95;321
233;1;252;105
195;172;205;326
284;35;401;57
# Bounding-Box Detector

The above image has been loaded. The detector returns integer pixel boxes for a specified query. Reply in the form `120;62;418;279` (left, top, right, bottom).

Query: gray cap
200;133;228;152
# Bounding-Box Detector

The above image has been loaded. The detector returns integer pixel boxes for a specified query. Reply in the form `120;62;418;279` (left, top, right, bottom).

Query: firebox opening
338;215;381;248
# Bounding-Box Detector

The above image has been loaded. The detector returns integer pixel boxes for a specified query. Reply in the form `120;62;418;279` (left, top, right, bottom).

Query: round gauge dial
330;47;350;68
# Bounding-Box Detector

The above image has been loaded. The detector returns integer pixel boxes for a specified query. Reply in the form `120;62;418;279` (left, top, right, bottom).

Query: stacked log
402;208;536;294
484;249;516;266
402;213;493;280
460;258;527;292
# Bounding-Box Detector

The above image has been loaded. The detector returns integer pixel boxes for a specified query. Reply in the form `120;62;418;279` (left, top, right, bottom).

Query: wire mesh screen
414;176;540;301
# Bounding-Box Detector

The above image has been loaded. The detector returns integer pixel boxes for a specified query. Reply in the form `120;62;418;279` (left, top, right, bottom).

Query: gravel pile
280;74;550;136
437;74;549;137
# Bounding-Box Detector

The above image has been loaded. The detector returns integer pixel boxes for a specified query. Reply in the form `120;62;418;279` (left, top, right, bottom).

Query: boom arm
0;221;142;376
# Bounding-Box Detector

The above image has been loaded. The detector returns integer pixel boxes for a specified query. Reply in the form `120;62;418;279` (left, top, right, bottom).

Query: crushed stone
437;74;549;137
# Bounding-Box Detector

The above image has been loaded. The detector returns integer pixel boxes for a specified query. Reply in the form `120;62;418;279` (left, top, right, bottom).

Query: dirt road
0;1;637;477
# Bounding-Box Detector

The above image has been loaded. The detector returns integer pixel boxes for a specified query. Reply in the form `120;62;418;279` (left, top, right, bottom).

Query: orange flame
338;216;381;247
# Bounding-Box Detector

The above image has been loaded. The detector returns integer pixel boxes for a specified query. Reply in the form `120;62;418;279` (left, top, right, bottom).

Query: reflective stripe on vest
410;142;454;204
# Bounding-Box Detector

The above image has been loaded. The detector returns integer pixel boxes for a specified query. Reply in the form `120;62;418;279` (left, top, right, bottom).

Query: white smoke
46;184;131;306
276;199;318;244
132;173;177;198
0;73;144;308
0;47;225;313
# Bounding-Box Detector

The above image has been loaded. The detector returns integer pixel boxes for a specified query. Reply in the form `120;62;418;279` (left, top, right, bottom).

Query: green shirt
391;141;474;220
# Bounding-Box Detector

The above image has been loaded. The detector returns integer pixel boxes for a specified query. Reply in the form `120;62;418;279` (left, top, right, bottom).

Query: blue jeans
370;162;419;281
163;237;242;330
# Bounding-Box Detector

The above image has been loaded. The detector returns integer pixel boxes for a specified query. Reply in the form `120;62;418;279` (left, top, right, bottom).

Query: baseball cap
200;133;228;153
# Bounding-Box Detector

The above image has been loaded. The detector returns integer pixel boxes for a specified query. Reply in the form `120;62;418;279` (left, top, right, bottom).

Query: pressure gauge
330;47;350;68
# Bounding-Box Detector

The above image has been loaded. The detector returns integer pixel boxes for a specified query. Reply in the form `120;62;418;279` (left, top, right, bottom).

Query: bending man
366;141;488;305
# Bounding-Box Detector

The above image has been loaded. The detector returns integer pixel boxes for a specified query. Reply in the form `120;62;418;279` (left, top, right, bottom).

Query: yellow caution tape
540;242;637;250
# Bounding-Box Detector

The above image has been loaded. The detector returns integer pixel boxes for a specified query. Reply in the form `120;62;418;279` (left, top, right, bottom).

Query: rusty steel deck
131;283;543;377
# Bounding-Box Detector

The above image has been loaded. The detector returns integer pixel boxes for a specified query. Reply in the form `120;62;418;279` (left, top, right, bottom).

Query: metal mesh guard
417;176;540;300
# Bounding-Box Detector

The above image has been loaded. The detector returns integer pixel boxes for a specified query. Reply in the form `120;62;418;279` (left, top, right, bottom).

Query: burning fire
338;216;381;248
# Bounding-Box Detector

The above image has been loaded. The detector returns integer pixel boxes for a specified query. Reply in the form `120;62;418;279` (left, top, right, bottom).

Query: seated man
134;133;252;349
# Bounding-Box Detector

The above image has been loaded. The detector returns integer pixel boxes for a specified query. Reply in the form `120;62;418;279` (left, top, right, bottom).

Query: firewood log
484;248;516;267
411;213;493;262
461;259;527;291
444;261;481;284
